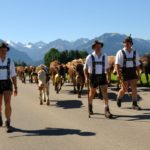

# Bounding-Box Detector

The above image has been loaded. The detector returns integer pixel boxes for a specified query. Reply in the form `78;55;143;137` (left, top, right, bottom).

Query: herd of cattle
15;54;150;105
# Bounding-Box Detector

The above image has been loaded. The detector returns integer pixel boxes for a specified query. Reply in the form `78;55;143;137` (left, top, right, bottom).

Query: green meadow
111;73;150;85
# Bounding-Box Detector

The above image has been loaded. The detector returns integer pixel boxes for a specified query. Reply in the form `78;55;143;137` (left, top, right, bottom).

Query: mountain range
0;39;33;63
2;33;150;65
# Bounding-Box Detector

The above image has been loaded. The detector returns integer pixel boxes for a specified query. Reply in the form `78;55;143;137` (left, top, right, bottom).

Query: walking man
84;40;113;118
0;42;18;132
115;36;141;110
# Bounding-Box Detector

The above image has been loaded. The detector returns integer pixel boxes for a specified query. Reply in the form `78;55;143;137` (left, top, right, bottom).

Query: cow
37;65;50;105
54;64;66;93
66;59;85;95
76;63;85;98
16;66;26;83
49;60;60;86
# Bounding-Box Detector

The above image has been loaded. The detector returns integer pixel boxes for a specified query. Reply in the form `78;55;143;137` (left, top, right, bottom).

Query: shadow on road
65;89;87;95
108;92;142;102
142;108;150;111
94;92;142;102
9;127;96;137
110;85;150;91
88;110;150;122
56;100;83;109
113;113;150;122
108;92;117;101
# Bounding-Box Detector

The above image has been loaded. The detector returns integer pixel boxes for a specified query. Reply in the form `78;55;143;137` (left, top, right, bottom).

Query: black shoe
116;97;122;107
88;104;93;115
105;107;113;119
132;101;142;110
0;115;3;127
5;120;13;133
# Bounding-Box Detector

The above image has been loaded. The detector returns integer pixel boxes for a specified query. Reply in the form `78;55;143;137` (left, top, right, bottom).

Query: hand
14;88;18;96
117;74;122;80
84;78;89;88
85;77;89;84
137;74;140;81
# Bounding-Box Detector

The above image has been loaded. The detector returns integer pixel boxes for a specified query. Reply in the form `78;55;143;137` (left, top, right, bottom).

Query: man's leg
4;91;12;132
116;81;129;107
88;87;96;114
0;94;3;126
100;85;112;118
130;79;141;110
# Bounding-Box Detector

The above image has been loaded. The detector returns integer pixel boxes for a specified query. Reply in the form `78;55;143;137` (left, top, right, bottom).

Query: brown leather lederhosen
121;50;138;81
89;54;107;88
0;58;13;94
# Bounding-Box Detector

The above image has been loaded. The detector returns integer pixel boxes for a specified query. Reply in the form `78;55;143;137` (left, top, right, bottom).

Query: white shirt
0;57;16;80
84;52;109;74
115;48;140;68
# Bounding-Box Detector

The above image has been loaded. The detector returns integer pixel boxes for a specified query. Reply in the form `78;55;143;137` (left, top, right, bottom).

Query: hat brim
92;42;104;50
123;40;133;45
0;45;10;51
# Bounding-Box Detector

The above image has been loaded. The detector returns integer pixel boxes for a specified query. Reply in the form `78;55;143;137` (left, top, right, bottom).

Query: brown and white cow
37;65;50;105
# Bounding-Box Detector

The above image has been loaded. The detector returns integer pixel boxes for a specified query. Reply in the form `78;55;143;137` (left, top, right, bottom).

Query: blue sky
0;0;150;43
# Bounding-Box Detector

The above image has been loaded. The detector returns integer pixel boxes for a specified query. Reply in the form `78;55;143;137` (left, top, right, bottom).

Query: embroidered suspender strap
0;66;8;69
91;54;105;74
91;54;95;75
133;51;136;68
7;58;11;79
102;55;105;74
121;50;127;68
122;50;136;68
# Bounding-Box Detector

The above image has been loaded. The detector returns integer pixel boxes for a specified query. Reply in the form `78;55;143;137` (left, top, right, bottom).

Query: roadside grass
111;73;150;86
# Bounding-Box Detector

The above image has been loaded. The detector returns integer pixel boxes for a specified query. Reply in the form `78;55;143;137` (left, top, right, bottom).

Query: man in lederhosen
115;36;141;110
0;42;18;132
84;40;113;118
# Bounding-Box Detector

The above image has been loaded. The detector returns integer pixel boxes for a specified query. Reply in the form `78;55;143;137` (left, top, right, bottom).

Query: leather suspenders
91;54;105;75
0;58;11;79
121;50;136;68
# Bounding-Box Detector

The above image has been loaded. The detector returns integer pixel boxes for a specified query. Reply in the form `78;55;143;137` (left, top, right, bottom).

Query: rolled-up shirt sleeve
105;54;109;69
83;63;88;70
136;52;141;67
115;50;123;67
83;55;90;70
10;60;17;77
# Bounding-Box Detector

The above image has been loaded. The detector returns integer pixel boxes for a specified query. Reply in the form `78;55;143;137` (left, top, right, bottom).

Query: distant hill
77;33;150;55
2;33;150;65
6;41;47;61
5;38;90;63
41;38;90;56
8;47;33;64
0;39;33;64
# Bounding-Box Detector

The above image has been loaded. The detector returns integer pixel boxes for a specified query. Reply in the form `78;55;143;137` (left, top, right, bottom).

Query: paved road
0;80;150;150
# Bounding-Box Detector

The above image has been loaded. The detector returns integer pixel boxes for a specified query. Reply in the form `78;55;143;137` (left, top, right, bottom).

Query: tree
44;48;60;66
59;50;68;63
44;49;89;65
14;61;27;66
68;50;75;61
79;50;88;58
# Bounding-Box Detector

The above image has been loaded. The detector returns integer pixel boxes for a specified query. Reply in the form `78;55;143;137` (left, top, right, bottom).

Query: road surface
0;80;150;150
